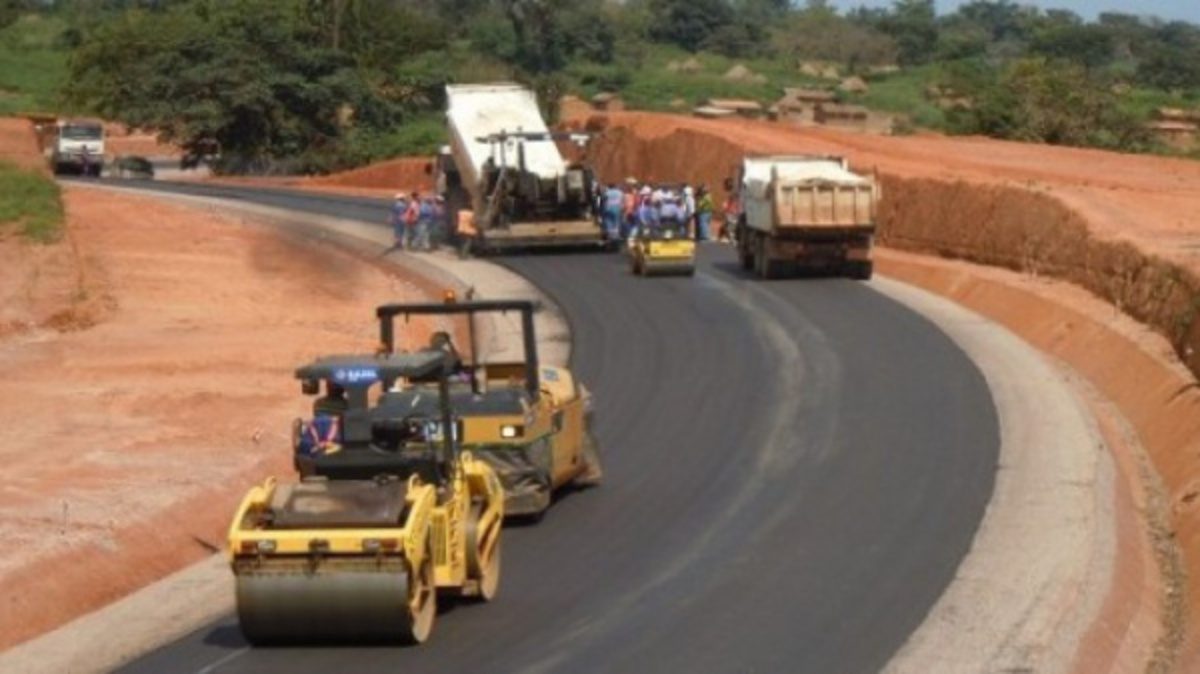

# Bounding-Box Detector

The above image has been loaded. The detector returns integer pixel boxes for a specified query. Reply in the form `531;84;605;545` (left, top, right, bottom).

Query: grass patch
0;161;64;242
846;65;946;129
0;14;70;116
576;43;831;111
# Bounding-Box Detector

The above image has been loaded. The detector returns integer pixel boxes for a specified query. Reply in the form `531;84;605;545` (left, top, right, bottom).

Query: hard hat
684;186;694;195
640;186;651;196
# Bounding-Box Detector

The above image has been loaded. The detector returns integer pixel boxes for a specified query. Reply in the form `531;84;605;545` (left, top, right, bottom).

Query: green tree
0;0;30;30
774;7;897;66
67;0;388;172
1028;22;1114;69
646;0;733;52
951;58;1149;150
876;0;938;66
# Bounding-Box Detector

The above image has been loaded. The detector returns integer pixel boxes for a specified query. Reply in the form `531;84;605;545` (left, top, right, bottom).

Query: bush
0;161;64;242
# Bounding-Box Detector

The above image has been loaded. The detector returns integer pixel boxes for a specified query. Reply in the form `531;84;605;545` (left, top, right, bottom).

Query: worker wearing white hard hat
683;185;697;239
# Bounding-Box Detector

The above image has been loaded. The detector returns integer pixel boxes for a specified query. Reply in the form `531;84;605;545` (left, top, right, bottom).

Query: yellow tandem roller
227;350;505;644
630;227;696;277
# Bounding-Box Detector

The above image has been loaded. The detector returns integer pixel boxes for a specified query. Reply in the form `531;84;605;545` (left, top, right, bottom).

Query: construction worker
415;195;435;251
313;382;348;417
403;191;421;250
682;185;697;238
602;184;623;241
390;193;409;248
622;183;639;239
721;188;740;244
298;383;347;456
659;193;686;237
696;186;714;241
636;191;659;238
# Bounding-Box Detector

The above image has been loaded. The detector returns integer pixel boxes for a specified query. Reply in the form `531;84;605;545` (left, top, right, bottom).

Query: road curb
875;278;1117;673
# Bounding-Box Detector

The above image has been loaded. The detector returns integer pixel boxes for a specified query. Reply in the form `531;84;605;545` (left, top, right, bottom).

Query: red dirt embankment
0;117;47;174
0;183;443;650
579;110;1200;670
206;156;436;200
305;156;434;193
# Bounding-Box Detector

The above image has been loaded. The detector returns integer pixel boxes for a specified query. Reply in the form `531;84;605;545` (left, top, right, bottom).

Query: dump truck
436;83;606;252
734;155;878;280
51;118;105;177
370;299;602;516
228;349;505;644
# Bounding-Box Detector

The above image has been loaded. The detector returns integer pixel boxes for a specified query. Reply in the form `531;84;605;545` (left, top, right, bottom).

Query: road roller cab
629;196;696;277
375;299;603;517
630;227;696;277
227;349;505;645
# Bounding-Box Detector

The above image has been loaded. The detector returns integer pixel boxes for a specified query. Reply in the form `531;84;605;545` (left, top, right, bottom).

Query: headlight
363;538;399;552
500;424;523;439
239;539;275;554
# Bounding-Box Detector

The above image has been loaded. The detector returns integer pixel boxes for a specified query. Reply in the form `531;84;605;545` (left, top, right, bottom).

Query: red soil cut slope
305;156;434;193
0;117;47;173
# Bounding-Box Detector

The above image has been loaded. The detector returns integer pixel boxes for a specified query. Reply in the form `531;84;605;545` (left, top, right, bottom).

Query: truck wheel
849;261;874;281
755;237;776;280
738;238;754;271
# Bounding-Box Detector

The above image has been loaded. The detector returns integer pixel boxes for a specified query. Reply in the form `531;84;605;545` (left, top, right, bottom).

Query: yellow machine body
228;453;504;644
630;235;696;277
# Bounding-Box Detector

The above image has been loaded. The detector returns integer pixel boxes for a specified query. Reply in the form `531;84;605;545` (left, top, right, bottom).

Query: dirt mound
0;188;439;650
307;156;434;193
583;110;1200;669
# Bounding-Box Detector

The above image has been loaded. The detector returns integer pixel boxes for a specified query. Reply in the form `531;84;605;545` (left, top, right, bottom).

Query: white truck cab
53;119;105;176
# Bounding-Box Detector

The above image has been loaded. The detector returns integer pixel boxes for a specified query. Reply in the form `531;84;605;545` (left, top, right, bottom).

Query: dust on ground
0;188;438;650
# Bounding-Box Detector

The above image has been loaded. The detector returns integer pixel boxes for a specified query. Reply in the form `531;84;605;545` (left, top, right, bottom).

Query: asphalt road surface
88;180;999;673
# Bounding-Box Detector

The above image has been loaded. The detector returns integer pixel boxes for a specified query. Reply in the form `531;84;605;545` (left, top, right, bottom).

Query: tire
465;504;501;602
755;236;776;280
848;260;874;280
403;542;437;644
738;232;754;270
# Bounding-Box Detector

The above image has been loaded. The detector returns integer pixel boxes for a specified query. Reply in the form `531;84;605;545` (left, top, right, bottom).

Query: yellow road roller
228;349;505;644
371;299;603;517
630;223;696;277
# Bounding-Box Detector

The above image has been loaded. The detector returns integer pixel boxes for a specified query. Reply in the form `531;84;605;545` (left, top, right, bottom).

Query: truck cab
53;119;105;176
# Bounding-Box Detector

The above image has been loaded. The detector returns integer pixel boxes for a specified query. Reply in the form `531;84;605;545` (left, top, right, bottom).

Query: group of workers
597;180;739;244
390;191;448;252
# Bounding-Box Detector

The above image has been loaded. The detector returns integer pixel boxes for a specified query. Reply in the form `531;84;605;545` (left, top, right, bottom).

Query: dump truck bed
446;83;566;191
742;156;876;235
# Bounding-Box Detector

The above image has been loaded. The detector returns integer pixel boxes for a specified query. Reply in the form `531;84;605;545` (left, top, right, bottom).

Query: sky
828;1;1200;24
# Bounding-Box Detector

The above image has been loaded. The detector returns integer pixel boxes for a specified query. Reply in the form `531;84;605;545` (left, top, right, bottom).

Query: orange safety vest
457;209;477;237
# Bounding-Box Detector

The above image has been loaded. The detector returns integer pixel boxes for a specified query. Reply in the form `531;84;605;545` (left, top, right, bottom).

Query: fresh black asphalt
79;180;999;673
